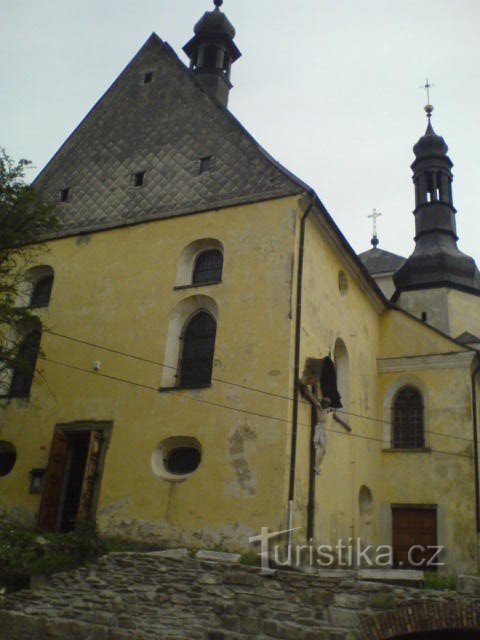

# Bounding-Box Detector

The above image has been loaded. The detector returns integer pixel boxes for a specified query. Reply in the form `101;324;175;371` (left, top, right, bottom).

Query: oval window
166;447;201;475
0;442;17;477
151;436;202;481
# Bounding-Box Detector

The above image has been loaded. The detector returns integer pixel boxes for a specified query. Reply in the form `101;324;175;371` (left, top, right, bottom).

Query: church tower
183;0;241;107
393;105;480;340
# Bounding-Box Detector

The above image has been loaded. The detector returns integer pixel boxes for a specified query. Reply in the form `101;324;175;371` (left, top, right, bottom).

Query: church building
1;1;479;575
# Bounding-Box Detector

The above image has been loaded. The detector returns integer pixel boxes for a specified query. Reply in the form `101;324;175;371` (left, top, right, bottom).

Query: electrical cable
38;355;473;461
44;329;475;444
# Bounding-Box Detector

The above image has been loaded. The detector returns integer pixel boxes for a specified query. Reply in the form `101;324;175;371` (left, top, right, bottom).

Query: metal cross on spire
368;208;382;248
420;78;435;105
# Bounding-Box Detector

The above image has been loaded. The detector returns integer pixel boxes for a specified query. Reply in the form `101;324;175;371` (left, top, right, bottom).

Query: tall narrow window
179;311;216;387
333;338;349;411
59;188;70;202
193;250;223;284
392;386;424;449
9;330;42;398
30;275;54;308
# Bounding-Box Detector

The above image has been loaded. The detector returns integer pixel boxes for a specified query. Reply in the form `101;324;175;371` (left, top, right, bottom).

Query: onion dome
413;106;448;159
194;1;236;39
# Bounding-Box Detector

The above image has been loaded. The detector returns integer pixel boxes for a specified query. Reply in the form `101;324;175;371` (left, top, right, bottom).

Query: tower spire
183;0;241;107
393;106;480;293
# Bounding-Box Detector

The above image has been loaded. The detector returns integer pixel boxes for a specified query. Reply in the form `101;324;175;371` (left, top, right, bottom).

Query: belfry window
9;330;42;398
392;386;424;449
179;311;216;387
193;250;223;284
203;45;218;68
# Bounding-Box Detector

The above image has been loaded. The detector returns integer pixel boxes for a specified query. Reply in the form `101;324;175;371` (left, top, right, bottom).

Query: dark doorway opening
60;432;90;532
38;429;105;533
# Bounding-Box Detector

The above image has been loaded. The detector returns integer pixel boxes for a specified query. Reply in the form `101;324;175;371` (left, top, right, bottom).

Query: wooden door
37;432;69;532
392;507;437;569
77;431;103;521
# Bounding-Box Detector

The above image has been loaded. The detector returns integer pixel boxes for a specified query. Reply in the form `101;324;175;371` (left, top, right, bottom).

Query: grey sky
2;0;479;262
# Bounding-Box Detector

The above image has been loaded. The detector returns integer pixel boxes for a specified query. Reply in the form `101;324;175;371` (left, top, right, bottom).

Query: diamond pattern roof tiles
34;34;305;239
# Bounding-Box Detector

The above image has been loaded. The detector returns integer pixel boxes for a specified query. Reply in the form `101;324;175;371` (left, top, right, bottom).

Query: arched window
9;330;41;398
193;250;223;285
179;311;216;387
392;386;424;449
334;338;349;411
30;275;54;308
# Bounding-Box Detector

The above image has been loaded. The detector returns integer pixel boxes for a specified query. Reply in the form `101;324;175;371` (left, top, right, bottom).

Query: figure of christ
300;382;332;475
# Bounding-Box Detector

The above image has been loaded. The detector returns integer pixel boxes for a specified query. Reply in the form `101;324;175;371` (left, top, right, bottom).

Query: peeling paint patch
227;423;257;497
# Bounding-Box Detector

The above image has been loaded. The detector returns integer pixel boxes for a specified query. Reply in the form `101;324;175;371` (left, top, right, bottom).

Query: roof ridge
32;33;168;186
159;37;308;196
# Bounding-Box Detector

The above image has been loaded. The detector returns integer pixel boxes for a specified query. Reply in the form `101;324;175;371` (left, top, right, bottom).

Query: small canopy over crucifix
368;208;382;248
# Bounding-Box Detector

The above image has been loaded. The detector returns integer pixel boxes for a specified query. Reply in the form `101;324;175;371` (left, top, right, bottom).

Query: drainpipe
306;393;317;540
472;362;480;570
287;193;315;548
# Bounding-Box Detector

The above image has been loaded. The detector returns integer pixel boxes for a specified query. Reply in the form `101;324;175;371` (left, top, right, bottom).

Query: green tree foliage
0;148;57;385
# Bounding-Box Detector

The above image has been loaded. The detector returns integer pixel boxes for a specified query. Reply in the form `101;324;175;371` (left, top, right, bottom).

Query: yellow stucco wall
0;196;478;574
0;196;300;548
294;212;383;552
379;311;477;573
448;289;480;340
293;215;478;572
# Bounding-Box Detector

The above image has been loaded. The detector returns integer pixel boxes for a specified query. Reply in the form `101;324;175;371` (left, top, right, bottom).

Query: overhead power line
38;355;473;461
44;329;474;445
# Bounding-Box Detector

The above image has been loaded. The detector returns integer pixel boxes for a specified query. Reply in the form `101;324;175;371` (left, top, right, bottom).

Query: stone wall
1;551;480;640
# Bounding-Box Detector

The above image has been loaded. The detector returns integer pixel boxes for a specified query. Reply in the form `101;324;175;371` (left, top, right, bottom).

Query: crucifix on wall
299;357;343;475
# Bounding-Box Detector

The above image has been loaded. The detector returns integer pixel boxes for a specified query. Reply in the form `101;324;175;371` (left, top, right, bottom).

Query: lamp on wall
29;468;45;494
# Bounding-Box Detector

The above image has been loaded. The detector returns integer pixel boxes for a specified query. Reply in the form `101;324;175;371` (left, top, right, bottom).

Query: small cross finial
420;78;435;116
368;208;382;248
214;0;223;8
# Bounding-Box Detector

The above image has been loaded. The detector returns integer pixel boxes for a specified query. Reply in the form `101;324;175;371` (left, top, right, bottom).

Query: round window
166;447;201;475
0;442;17;477
338;270;348;295
151;437;202;481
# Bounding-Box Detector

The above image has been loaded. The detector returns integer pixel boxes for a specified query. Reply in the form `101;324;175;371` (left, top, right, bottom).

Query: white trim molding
378;351;474;373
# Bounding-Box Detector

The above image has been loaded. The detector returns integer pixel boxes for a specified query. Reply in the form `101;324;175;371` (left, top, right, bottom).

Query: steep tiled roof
34;34;305;238
358;247;406;275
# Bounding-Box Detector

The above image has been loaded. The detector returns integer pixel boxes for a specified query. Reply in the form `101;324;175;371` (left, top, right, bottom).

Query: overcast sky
2;0;479;262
